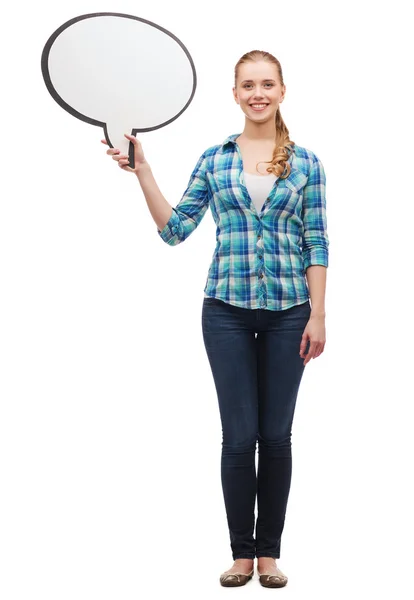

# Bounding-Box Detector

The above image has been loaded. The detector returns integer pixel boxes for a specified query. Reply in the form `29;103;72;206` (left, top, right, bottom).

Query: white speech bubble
41;12;197;167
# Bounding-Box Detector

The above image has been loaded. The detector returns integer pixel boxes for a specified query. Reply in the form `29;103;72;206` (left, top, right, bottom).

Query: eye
243;83;274;89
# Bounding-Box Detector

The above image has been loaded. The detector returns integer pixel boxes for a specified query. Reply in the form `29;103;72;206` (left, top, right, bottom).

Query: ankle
257;557;277;565
235;558;254;564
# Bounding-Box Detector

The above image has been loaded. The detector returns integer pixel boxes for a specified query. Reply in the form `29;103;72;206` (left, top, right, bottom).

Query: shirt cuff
157;209;180;244
303;248;329;270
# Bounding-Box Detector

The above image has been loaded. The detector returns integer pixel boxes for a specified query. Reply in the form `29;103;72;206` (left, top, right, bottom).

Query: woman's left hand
299;315;326;366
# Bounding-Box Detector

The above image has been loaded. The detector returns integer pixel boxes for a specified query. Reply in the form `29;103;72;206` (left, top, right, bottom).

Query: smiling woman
232;51;294;178
105;48;329;589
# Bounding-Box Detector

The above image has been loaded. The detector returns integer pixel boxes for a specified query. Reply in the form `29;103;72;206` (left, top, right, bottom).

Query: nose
252;87;264;99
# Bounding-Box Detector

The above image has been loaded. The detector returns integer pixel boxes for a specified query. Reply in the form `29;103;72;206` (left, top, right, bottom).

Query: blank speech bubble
41;12;197;168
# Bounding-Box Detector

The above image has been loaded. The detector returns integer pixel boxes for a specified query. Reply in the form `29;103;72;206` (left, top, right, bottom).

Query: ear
232;86;239;105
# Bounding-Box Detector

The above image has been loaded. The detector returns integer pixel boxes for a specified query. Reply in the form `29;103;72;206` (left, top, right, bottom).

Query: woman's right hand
101;133;148;174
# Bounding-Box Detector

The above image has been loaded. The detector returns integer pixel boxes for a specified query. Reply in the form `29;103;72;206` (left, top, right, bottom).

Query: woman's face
233;60;285;123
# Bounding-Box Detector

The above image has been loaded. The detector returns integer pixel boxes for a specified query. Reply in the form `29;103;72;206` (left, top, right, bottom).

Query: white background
1;1;413;598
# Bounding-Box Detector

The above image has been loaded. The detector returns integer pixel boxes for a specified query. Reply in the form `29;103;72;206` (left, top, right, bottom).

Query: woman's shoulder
202;133;238;157
292;142;319;161
196;135;238;172
291;142;324;173
202;143;223;157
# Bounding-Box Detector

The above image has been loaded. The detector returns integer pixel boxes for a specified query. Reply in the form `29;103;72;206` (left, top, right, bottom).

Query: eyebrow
241;79;276;83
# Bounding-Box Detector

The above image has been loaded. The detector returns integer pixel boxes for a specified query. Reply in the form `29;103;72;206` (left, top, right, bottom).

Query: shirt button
257;234;261;239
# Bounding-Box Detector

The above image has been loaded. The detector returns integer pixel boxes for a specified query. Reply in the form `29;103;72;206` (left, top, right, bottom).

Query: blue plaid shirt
157;133;329;311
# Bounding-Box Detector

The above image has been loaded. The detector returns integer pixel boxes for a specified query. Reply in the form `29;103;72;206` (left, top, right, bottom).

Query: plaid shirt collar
218;133;303;190
219;133;295;152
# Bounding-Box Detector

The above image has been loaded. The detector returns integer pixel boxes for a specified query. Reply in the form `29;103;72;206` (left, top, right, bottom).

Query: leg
255;301;311;559
202;298;258;560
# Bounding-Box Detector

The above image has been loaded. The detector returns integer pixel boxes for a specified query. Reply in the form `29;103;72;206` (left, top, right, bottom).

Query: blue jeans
201;297;311;560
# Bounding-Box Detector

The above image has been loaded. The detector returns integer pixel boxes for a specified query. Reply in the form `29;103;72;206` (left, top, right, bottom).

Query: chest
236;140;275;175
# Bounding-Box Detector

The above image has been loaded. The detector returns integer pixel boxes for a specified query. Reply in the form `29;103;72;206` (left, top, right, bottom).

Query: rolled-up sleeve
302;155;329;270
157;151;210;246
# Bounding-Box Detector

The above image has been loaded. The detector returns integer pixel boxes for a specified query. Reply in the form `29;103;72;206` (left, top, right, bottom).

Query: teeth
251;104;267;108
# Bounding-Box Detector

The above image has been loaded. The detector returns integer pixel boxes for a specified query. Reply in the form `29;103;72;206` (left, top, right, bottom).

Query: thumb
299;333;308;356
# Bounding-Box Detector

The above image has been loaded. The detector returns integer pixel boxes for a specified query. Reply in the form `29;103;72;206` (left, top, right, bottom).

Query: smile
249;104;269;111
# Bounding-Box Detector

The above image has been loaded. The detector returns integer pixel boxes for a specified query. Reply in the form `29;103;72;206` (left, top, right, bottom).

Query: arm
305;265;326;317
103;134;173;233
135;163;175;234
302;156;329;316
136;152;210;246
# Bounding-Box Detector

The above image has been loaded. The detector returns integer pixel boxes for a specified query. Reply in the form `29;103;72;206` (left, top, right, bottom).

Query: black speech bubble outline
41;12;197;169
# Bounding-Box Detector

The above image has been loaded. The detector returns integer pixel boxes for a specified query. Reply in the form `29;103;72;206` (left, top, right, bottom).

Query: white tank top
244;171;277;214
204;171;277;299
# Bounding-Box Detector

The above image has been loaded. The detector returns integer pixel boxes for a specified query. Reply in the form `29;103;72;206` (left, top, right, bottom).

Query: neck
239;118;277;141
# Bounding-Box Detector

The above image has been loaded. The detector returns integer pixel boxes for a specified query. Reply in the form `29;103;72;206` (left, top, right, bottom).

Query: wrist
310;309;325;318
135;161;151;176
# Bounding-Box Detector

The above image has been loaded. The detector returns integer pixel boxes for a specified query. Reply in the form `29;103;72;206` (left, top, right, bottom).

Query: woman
102;49;329;588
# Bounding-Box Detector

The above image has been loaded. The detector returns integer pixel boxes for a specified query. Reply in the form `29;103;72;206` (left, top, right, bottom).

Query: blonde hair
234;50;295;179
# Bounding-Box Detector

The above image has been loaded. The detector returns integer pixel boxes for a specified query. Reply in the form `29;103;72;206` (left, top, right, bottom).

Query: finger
124;133;140;145
314;343;325;358
303;351;312;366
110;152;124;160
101;139;108;145
299;338;308;358
304;342;317;364
301;341;310;364
119;163;134;173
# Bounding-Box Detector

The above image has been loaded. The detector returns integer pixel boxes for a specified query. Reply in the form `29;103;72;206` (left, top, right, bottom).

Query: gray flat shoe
258;566;288;588
220;568;254;587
